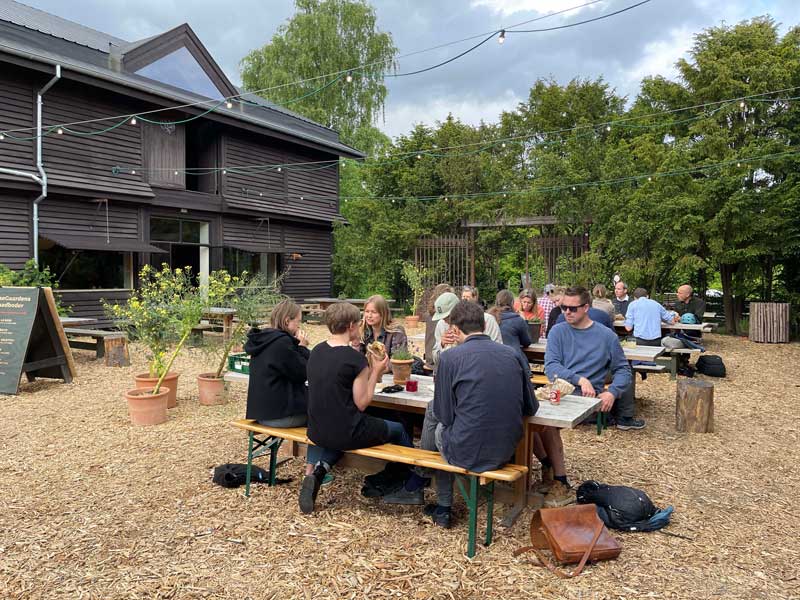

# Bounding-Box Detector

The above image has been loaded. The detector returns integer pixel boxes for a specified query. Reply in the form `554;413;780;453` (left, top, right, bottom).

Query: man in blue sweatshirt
546;286;642;431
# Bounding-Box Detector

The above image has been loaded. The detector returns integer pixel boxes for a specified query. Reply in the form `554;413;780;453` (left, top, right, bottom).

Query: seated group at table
243;281;705;524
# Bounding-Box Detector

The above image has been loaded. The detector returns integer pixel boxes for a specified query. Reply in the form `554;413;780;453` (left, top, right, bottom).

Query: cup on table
405;380;418;393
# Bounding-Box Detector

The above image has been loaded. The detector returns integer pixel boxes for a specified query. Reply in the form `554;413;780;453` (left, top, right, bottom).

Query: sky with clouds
20;0;799;139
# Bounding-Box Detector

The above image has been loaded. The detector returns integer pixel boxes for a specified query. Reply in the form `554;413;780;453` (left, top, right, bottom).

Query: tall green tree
240;0;397;148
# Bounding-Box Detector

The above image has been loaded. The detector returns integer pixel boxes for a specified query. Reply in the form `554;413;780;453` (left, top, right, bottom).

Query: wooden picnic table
203;307;236;340
224;370;598;526
524;340;664;363
613;321;715;336
305;297;395;310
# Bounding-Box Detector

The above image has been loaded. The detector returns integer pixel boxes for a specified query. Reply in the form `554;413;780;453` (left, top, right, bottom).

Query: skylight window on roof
135;46;222;98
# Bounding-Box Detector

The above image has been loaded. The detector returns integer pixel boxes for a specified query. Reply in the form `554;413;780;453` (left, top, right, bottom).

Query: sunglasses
560;303;587;313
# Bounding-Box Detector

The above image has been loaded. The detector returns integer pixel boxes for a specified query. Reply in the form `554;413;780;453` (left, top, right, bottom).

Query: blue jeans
307;419;411;470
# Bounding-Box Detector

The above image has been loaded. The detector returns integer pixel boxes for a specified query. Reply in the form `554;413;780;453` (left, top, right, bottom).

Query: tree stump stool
676;379;714;433
104;335;130;367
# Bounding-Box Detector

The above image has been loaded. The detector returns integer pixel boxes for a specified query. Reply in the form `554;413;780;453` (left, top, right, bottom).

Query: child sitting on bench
300;302;420;514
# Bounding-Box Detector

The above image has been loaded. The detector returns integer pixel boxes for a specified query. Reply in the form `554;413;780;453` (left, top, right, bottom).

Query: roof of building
0;0;363;158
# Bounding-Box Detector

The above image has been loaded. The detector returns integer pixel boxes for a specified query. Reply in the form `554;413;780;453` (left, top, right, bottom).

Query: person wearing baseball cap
430;292;502;367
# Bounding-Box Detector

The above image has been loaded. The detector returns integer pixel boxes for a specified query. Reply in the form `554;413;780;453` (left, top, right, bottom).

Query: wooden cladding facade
222;133;340;222
1;54;345;325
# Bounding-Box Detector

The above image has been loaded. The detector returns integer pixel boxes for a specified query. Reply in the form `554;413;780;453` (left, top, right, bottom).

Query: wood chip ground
1;326;799;599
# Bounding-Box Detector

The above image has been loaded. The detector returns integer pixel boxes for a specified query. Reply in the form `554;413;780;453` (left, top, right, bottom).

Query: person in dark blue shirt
493;289;532;374
425;300;537;528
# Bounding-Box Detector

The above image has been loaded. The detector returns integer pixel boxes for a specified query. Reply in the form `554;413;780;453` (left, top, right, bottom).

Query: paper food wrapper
534;377;575;402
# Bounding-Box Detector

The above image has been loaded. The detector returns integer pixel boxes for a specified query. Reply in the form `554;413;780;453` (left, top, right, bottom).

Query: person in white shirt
431;292;502;368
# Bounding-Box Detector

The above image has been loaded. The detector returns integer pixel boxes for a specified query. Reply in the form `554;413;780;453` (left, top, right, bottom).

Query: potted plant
401;261;426;329
527;318;542;342
390;346;414;385
106;264;202;418
197;271;286;406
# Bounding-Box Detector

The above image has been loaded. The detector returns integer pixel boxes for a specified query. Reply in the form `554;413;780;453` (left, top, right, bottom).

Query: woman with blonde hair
359;294;408;360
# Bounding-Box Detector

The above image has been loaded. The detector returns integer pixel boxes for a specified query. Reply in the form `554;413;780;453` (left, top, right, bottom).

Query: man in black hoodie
244;300;310;428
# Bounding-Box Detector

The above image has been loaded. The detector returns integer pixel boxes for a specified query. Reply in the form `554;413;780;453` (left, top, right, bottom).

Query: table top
205;307;236;315
224;371;598;429
613;321;713;332
59;316;98;327
524;341;664;362
408;332;426;342
372;375;598;429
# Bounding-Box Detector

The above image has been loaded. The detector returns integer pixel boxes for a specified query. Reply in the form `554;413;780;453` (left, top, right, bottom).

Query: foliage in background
240;0;397;150
0;259;68;314
104;264;203;380
202;270;287;378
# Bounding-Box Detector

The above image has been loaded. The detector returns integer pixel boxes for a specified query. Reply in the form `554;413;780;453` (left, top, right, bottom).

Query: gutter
32;64;61;265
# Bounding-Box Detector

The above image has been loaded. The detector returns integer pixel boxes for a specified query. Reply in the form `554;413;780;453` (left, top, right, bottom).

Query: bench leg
245;431;255;498
484;481;495;547
268;438;283;486
456;475;481;558
596;411;607;435
95;337;105;359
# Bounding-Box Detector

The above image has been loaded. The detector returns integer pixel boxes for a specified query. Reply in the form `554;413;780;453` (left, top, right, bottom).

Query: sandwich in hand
366;341;386;361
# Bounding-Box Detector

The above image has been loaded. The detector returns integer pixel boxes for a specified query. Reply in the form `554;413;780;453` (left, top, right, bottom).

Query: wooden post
676;379;714;433
749;302;790;343
104;335;130;367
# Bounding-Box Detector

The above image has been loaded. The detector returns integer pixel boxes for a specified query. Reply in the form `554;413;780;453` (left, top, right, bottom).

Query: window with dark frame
39;244;127;290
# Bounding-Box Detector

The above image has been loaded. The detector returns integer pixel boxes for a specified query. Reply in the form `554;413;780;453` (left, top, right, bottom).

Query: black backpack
576;480;673;532
696;355;726;377
213;463;272;488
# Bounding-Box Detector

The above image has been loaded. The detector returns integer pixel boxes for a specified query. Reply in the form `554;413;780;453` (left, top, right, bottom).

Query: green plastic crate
228;352;251;374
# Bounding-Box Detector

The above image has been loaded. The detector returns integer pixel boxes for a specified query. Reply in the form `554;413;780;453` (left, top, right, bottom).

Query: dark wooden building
0;0;360;325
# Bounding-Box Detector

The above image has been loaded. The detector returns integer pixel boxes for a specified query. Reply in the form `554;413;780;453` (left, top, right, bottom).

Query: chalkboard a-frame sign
0;287;75;395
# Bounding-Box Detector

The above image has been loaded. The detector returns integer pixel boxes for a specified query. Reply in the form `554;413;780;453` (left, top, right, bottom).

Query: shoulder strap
514;517;605;579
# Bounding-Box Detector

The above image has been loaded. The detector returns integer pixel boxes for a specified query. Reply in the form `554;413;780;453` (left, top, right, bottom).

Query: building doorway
149;217;210;286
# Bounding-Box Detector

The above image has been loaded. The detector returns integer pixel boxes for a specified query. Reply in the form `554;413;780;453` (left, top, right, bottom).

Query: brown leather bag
514;504;622;578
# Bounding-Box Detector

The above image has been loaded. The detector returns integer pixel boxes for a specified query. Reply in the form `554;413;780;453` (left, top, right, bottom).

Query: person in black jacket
244;299;309;428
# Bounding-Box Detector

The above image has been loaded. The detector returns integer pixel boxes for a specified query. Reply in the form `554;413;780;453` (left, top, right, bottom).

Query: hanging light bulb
0;134;5;141
416;154;422;160
501;142;506;148
498;30;506;44
300;196;304;201
737;162;742;168
345;72;353;83
277;167;282;172
605;125;611;132
174;170;179;175
739;101;745;109
131;169;136;175
57;127;63;135
130;117;137;125
226;100;233;109
259;192;263;197
222;169;227;175
571;186;576;191
647;176;652;182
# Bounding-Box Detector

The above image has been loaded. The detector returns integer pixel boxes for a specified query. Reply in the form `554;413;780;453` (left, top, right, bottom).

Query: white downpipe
33;65;61;265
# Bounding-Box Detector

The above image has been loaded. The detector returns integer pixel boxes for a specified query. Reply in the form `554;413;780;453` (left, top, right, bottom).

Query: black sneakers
616;417;646;430
299;465;326;514
423;504;452;529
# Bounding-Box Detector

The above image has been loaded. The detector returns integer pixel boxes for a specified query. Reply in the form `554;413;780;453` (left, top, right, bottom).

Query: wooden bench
633;364;667;373
64;328;127;360
231;419;527;558
658;348;702;379
189;323;215;346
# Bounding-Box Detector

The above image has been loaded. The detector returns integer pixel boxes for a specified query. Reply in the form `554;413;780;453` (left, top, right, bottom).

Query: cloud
382;89;523;139
470;0;599;18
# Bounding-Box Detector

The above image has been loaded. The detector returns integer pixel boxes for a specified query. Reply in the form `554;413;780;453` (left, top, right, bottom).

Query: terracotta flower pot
390;359;413;385
405;315;420;328
197;373;228;406
135;371;180;408
125;386;169;426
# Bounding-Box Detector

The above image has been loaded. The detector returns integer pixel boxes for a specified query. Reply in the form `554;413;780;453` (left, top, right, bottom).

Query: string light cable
108;87;800;177
0;0;650;140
